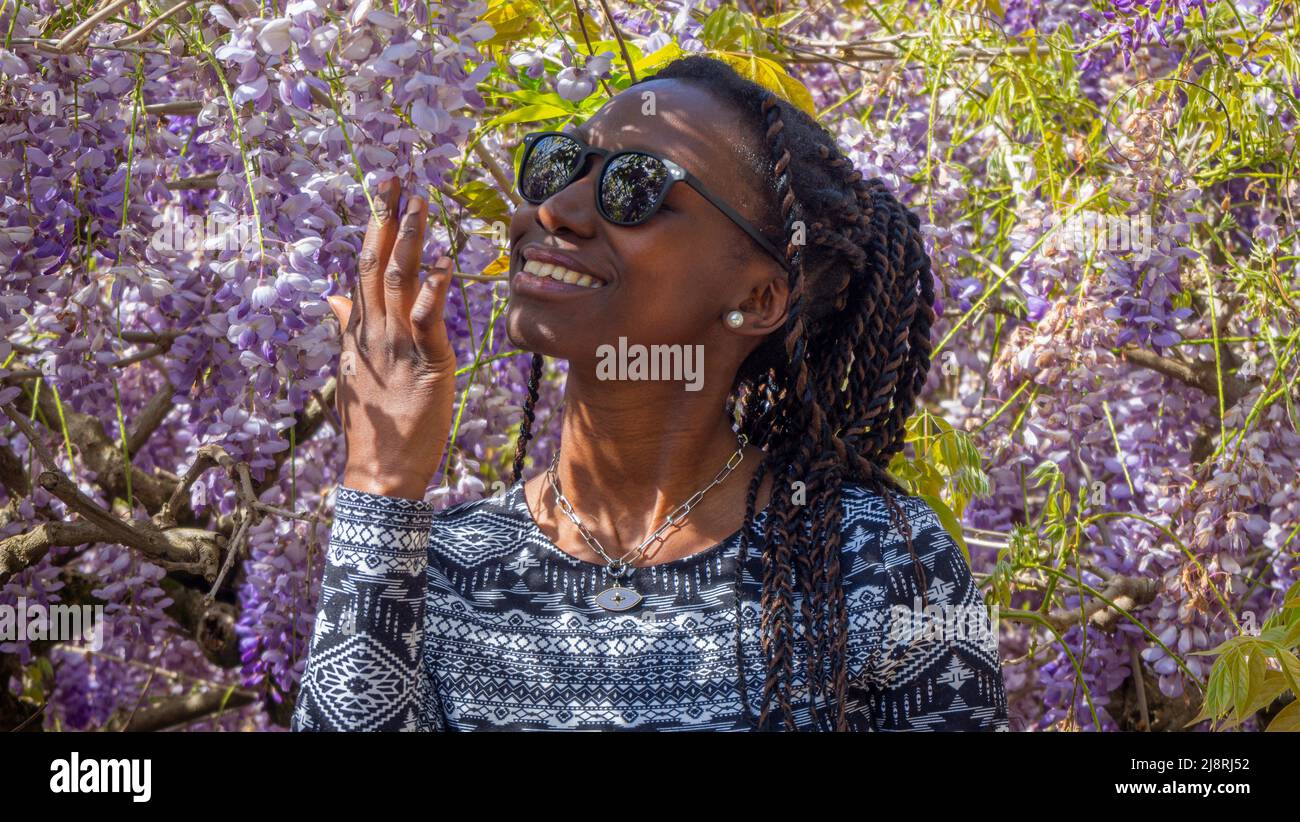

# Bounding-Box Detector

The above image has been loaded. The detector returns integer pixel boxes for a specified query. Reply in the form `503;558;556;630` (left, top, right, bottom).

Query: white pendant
595;585;642;611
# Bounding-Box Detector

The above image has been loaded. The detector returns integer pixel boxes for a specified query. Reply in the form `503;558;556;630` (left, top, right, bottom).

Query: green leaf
1265;699;1300;732
1228;648;1251;716
1278;649;1300;692
217;684;237;713
489;88;573;108
1234;650;1268;724
483;103;574;131
1185;699;1216;729
585;39;644;65
1258;625;1290;646
452;180;511;225
1221;669;1290;729
1283;579;1300;607
914;460;946;497
1203;650;1230;717
1283;618;1300;649
699;6;748;50
758;10;803;29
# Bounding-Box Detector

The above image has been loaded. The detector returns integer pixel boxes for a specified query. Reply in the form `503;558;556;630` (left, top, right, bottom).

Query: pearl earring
725;310;744;328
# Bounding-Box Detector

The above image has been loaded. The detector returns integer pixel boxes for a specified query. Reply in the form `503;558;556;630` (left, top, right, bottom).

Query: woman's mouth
512;259;607;297
517;262;603;292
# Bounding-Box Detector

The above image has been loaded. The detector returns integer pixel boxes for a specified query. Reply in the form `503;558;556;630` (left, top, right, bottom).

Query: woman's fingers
410;256;455;364
326;294;353;331
383;194;428;342
354;178;402;340
326;295;359;385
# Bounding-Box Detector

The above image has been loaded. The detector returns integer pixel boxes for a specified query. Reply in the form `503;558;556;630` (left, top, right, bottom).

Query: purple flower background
0;0;1296;731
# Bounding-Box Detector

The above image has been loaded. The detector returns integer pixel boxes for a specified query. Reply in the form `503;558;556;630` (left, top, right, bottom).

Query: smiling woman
291;55;1008;732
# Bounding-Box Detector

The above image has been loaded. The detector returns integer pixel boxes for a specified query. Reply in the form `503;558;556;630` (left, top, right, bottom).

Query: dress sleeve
851;496;1009;731
290;486;434;732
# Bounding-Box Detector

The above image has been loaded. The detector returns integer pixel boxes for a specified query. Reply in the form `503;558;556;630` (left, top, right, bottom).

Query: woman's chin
504;311;587;361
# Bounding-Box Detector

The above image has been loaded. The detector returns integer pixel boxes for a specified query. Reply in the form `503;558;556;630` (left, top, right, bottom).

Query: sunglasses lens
600;153;669;224
520;135;583;202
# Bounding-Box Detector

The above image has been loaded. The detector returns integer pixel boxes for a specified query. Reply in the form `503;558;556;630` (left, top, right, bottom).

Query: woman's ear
728;273;790;336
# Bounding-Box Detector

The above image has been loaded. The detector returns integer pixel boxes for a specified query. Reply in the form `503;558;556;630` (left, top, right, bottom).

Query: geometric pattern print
290;487;432;731
292;480;1008;732
841;494;1009;731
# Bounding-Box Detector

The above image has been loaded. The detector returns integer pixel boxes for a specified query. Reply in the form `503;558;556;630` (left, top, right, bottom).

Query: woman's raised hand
325;177;458;500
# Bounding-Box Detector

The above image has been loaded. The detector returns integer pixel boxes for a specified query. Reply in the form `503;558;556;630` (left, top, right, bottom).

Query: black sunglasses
515;130;790;273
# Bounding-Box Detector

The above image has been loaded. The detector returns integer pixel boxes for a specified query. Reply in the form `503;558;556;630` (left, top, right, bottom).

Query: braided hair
510;55;936;731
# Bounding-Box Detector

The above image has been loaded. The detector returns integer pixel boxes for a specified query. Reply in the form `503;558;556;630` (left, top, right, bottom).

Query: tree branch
106;687;256;732
37;471;221;580
126;380;175;455
2;402;60;474
164;172;219;191
1121;346;1251;408
159;577;241;668
1043;575;1160;633
0;441;30;498
0;520;104;586
115;1;204;47
18;391;175;510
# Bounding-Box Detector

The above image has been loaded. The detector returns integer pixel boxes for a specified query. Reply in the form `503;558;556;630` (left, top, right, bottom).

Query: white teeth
522;259;603;288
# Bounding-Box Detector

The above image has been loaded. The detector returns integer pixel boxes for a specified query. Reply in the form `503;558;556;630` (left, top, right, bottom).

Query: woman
291;56;1008;731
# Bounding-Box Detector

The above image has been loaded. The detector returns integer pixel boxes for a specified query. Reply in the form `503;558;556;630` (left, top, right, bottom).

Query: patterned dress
290;478;1009;731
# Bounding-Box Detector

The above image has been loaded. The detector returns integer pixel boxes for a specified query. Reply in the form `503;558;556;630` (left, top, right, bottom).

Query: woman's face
506;79;786;377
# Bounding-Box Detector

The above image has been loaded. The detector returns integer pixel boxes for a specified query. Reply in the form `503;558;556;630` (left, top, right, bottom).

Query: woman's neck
545;371;756;555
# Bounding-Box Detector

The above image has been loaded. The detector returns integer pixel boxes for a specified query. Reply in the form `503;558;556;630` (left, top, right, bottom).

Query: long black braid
511;352;544;483
509;56;936;731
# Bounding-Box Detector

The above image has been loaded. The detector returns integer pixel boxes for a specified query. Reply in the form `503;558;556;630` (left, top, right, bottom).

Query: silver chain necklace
545;432;749;611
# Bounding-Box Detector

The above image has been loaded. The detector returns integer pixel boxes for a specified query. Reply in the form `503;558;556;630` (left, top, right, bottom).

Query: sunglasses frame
516;130;790;273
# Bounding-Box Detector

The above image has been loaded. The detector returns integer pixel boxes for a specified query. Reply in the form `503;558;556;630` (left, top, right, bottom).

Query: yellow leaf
480;253;511;278
632;41;686;76
712;51;816;117
481;0;536;46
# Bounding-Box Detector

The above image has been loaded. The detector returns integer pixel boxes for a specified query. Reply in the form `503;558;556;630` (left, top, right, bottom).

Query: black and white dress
290;478;1009;731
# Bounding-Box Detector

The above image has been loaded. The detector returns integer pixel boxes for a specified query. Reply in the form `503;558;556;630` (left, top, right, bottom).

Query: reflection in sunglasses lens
601;153;668;224
522;135;582;201
521;137;671;225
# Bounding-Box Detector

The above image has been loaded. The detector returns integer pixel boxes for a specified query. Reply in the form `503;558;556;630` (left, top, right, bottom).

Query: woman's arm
853;496;1009;731
291;487;436;731
292;176;458;730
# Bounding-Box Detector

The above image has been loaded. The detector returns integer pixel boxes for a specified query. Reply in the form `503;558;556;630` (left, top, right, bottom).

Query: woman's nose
536;155;602;233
